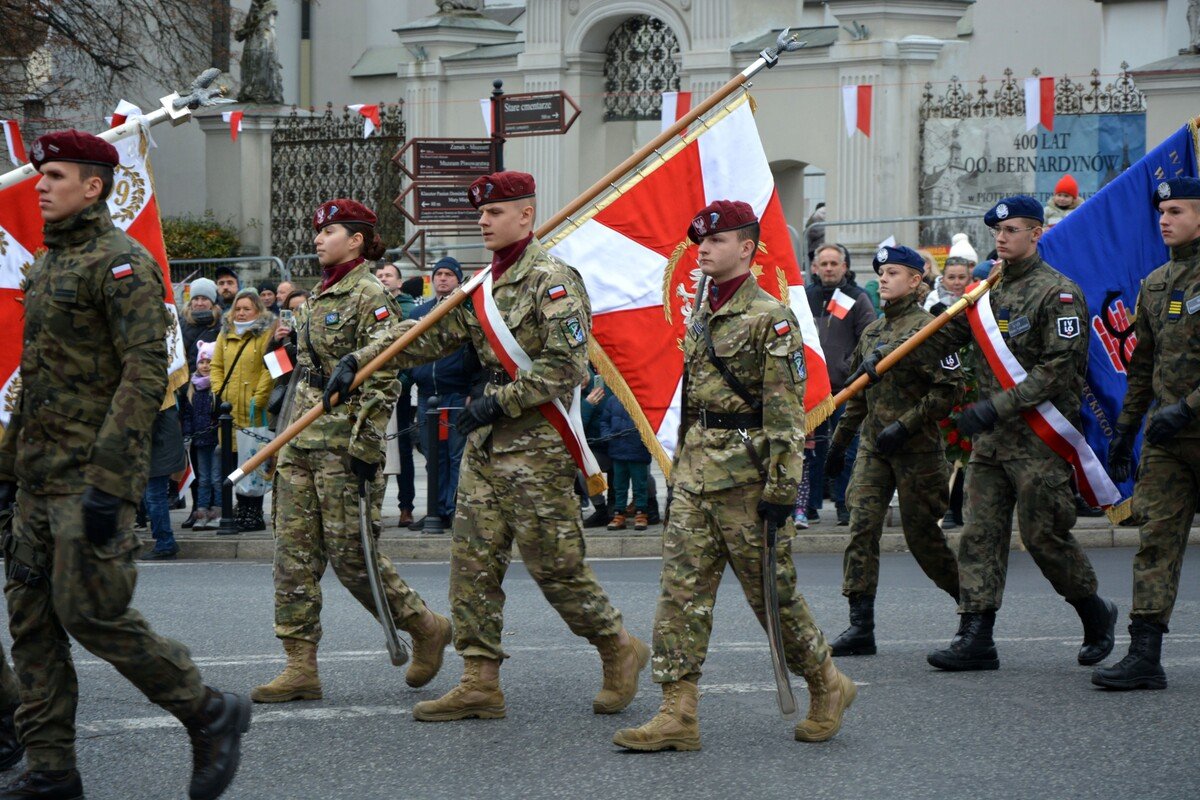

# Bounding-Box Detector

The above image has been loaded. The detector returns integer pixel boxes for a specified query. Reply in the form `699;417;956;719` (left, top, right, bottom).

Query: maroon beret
313;198;378;231
687;200;758;244
468;171;536;209
30;129;119;172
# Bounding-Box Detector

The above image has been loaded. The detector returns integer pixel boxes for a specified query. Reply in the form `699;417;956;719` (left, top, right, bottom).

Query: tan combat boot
250;639;322;703
612;680;700;751
591;629;650;714
794;655;856;742
412;656;506;721
403;609;453;688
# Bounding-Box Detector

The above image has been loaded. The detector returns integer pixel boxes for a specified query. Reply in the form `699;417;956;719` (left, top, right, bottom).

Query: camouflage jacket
289;261;402;464
394;236;589;454
834;293;962;455
0;202;169;502
1117;238;1200;438
672;276;807;505
936;252;1089;460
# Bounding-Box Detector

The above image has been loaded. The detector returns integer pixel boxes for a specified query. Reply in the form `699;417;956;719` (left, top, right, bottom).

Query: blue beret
872;245;925;274
984;195;1043;227
1152;177;1200;208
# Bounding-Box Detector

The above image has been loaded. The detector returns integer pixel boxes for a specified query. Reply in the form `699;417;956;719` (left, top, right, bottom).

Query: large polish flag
0;130;188;426
546;91;831;459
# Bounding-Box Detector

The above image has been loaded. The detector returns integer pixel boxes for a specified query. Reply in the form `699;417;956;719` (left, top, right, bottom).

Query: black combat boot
830;595;876;656
184;687;251;800
1068;593;1118;666
0;706;24;771
236;496;265;533
0;770;83;799
927;612;1000;671
1091;620;1167;691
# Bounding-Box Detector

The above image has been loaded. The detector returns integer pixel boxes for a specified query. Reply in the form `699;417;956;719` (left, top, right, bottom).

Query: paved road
3;548;1196;800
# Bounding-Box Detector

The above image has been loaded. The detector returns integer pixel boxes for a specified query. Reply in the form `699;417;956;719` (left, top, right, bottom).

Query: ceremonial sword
358;479;409;667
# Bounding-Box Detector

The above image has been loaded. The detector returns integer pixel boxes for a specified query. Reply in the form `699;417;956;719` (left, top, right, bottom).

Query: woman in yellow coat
210;288;276;531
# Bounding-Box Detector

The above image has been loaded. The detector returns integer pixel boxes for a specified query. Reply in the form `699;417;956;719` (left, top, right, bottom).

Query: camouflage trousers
0;644;18;710
844;450;959;599
1130;440;1200;627
451;437;622;661
272;445;429;643
4;491;205;771
652;484;829;684
958;453;1098;612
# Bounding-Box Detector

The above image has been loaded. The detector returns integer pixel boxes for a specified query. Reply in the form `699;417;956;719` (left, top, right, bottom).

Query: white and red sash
471;269;606;491
965;287;1120;508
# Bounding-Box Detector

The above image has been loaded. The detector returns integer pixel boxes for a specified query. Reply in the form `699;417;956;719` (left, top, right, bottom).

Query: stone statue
235;0;284;104
1189;0;1200;54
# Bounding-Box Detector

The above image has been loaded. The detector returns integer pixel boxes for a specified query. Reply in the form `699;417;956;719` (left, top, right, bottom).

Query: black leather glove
350;457;378;483
81;486;122;546
1145;399;1194;446
757;499;793;528
849;347;889;386
322;354;359;412
874;420;909;457
458;395;502;437
957;398;999;437
0;481;15;514
825;443;847;478
1107;424;1137;483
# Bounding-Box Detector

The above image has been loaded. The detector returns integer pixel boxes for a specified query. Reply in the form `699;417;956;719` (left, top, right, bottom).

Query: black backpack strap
703;322;762;412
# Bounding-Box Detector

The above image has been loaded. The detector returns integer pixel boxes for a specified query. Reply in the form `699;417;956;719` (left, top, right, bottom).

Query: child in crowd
182;341;222;530
599;394;653;531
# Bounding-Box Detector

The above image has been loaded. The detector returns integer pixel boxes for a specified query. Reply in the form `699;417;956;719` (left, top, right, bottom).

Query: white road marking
78;705;410;736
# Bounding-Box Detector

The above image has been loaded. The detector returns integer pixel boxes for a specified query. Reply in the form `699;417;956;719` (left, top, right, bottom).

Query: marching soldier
613;201;855;751
826;246;961;657
0;130;248;800
391;171;648;722
1094;177;1200;690
0;647;22;772
926;195;1118;671
252;199;452;703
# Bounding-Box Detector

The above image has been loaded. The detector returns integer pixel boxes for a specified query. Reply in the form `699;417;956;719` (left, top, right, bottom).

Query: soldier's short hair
77;163;114;201
734;222;761;252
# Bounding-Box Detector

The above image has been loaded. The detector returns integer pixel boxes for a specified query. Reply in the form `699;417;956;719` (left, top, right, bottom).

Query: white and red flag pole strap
842;84;872;138
965;287;1120;508
471;270;606;494
347;104;381;138
1;121;26;166
1024;76;1055;131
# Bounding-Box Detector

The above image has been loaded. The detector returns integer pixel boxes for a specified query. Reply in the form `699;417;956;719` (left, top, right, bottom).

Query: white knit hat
947;232;978;264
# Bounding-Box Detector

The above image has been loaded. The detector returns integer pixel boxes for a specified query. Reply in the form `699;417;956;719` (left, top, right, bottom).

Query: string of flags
1;120;25;166
842;84;872;138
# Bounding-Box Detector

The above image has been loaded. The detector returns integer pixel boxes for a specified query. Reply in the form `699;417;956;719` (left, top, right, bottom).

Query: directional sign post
394;138;496;180
497;90;581;138
395;183;478;226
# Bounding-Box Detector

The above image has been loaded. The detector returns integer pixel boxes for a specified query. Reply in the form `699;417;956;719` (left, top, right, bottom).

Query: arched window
603;16;680;121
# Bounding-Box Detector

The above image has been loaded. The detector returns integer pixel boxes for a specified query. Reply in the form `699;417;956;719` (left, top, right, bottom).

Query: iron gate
270;102;406;269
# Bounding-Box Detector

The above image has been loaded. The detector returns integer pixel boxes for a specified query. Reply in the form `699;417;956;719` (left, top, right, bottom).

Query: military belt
696;409;763;430
306;371;329;390
485;370;513;386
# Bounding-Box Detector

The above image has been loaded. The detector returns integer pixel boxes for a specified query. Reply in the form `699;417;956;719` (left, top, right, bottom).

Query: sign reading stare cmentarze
497;91;581;137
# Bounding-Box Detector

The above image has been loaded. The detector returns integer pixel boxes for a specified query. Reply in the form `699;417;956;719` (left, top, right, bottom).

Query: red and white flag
1024;76;1055;132
0;131;188;426
1;121;26;166
176;461;195;500
347;104;381;138
544;91;831;460
660;92;692;134
107;99;142;128
842;84;872;138
263;348;293;379
826;288;855;320
222;110;244;141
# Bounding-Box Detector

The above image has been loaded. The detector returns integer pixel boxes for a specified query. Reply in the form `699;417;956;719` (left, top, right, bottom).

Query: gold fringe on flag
804;394;835;431
587;339;673;478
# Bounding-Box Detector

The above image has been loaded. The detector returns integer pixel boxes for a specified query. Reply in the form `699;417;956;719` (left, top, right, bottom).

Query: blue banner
1039;122;1198;504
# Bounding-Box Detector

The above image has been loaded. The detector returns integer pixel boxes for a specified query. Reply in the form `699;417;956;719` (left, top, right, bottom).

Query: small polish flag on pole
842;84;872;138
176;462;194;501
348;104;382;138
263;348;294;379
1;120;26;166
826;288;855;320
1024;76;1055;131
222;110;244;141
660;91;692;133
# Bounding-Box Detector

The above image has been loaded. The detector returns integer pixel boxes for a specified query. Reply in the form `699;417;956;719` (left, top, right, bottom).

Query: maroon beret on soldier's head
29;129;119;172
687;199;759;244
312;198;378;231
468;171;536;209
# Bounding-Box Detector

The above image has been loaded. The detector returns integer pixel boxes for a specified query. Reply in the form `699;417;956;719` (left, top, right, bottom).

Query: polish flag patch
1059;292;1074;304
773;319;791;336
111;263;133;280
374;306;390;320
547;284;567;300
263;348;294;379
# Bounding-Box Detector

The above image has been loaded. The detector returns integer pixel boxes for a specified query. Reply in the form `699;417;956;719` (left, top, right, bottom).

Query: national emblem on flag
111;263;134;280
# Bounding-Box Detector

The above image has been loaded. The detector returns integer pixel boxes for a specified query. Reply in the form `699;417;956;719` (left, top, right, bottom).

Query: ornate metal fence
920;62;1146;119
603;15;681;121
270;103;405;268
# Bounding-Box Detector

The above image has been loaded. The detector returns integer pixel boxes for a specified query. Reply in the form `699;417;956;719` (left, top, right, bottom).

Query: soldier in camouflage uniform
613;201;854;752
392;171;647;722
926;195;1118;672
0;637;23;771
252;199;452;703
1094;177;1200;690
0;130;248;800
826;246;962;658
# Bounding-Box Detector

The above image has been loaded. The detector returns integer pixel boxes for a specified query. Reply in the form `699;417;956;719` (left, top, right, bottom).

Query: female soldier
825;245;964;657
252;199;451;703
210;287;276;531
